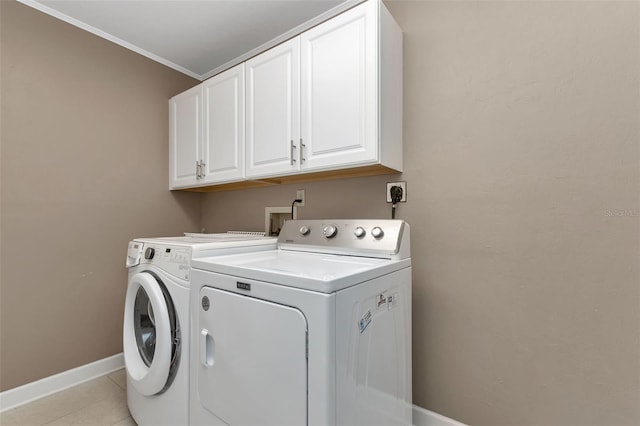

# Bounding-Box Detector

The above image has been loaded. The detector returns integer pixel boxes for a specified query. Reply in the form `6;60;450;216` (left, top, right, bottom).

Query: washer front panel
124;272;175;396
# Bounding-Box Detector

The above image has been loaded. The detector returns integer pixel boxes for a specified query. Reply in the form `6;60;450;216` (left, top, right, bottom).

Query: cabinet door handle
196;160;201;179
290;140;297;165
300;138;306;164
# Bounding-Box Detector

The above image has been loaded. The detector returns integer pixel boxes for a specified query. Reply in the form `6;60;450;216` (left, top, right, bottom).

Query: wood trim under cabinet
177;164;399;193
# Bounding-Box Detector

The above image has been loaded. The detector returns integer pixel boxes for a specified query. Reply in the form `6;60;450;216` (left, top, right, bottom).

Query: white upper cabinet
169;85;201;189
245;39;300;179
201;64;245;184
169;64;245;189
170;0;402;189
300;0;378;171
244;0;402;180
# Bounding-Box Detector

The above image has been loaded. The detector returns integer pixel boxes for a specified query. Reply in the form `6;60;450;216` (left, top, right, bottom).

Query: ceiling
18;0;352;81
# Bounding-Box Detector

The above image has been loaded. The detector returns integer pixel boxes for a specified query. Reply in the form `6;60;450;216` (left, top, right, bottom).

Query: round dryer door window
124;272;178;396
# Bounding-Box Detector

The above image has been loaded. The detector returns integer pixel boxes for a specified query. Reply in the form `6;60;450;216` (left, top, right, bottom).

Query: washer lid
192;250;411;293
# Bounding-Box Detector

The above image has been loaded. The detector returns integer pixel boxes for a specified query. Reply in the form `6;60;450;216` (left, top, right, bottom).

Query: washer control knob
354;226;366;238
144;247;155;259
299;225;310;236
371;227;384;239
323;224;338;239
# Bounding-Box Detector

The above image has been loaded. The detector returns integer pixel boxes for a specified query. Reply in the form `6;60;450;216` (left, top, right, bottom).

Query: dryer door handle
201;329;215;367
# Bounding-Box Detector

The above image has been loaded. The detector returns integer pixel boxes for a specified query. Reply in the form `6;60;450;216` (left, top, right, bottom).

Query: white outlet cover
386;181;407;203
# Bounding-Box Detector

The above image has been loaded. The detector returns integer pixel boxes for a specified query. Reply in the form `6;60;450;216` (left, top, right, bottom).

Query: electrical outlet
386;181;407;203
296;189;305;206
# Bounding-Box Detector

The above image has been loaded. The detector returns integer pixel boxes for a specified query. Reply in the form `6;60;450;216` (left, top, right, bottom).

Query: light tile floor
1;369;136;426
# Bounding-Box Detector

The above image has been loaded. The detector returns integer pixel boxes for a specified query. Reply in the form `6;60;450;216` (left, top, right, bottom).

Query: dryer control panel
277;219;410;260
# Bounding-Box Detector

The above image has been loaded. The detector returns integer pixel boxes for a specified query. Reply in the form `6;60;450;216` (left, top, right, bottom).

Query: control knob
299;226;310;236
354;226;366;238
371;227;384;239
144;247;155;259
322;224;338;239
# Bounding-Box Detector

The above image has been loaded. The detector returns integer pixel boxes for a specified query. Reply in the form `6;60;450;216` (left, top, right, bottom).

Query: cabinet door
300;1;378;171
245;38;300;178
201;64;245;184
169;85;202;189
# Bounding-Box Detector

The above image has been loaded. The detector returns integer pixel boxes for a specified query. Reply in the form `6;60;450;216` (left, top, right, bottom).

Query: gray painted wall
0;0;200;391
202;1;640;424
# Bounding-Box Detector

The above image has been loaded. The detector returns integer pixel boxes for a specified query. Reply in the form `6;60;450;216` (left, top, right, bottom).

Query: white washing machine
123;233;276;426
190;220;412;426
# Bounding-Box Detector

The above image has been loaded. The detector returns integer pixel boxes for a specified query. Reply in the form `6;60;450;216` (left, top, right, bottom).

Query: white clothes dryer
190;220;412;426
123;234;276;426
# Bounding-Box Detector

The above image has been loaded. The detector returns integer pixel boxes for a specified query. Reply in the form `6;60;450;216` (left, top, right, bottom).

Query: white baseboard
1;355;465;426
413;404;467;426
0;353;124;413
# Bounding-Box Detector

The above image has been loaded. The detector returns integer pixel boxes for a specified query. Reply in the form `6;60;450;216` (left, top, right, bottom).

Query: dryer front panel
198;286;308;425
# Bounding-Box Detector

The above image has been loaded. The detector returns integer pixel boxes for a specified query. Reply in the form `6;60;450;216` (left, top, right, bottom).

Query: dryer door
197;287;308;425
123;272;176;396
